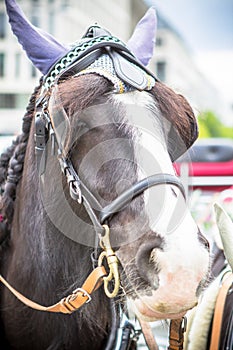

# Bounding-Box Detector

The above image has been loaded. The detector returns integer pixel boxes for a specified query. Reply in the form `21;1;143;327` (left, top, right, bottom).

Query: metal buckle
72;287;92;303
98;225;120;298
69;181;82;204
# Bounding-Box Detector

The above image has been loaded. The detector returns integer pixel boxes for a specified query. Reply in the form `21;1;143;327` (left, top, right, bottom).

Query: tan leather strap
168;317;186;350
209;272;233;350
139;319;159;350
0;266;107;314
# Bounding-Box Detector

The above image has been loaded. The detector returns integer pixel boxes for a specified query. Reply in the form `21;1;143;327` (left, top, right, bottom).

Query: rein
0;266;106;314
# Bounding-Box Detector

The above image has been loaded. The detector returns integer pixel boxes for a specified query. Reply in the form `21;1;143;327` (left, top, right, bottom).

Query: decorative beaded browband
43;33;157;93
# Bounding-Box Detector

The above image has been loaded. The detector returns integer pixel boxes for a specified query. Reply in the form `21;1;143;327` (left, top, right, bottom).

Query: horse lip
132;299;196;322
134;304;187;322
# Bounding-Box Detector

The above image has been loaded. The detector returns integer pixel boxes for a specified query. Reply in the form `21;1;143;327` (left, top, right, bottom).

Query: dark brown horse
0;1;210;349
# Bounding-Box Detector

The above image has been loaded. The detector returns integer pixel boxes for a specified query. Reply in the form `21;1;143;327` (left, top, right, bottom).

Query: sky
146;0;233;124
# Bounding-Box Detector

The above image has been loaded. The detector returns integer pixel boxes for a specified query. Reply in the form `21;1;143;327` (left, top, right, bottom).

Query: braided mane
0;78;43;238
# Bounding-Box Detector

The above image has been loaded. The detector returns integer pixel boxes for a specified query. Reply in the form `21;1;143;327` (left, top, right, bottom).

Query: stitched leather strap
0;266;106;314
100;174;186;224
209;272;233;350
139;318;186;350
168;318;186;350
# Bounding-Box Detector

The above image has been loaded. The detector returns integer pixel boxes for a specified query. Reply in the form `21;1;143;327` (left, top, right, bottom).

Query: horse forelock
151;82;198;156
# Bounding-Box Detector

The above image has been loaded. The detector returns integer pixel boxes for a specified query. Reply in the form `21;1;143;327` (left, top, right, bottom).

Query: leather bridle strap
209;272;233;350
168;317;187;350
59;154;186;233
139;319;159;350
99;173;186;224
139;317;187;350
0;266;106;314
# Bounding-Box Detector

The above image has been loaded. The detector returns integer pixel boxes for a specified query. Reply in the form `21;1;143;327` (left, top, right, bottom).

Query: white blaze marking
113;91;209;319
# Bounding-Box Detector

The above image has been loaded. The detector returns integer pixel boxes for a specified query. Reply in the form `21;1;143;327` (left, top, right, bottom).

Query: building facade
0;0;227;135
152;13;224;119
0;0;146;134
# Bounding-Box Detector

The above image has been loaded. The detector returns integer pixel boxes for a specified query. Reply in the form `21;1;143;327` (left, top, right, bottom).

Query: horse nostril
135;236;164;289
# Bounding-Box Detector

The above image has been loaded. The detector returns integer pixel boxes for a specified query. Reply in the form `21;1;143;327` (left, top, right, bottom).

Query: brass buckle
71;288;92;303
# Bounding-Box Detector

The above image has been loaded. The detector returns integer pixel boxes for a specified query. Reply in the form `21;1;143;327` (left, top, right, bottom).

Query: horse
0;1;210;349
184;203;233;350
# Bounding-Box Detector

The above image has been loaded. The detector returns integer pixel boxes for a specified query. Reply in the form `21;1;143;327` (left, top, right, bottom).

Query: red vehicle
174;138;233;193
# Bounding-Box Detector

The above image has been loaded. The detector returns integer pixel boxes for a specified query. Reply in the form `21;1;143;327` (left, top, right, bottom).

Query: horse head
3;0;210;343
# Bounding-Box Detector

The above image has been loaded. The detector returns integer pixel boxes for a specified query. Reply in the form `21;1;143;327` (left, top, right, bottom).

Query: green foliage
197;111;233;139
197;118;211;138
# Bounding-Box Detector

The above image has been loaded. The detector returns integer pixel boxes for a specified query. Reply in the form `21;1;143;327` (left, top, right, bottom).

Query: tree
198;111;233;139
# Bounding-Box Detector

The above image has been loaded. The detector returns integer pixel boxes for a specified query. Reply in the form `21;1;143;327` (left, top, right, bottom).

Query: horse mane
0;78;43;231
0;74;196;237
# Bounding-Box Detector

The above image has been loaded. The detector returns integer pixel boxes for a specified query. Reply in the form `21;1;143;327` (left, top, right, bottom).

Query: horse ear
214;202;233;271
5;0;69;75
127;7;157;66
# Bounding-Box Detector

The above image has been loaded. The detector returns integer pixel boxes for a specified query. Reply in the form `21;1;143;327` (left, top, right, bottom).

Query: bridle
1;25;187;350
35;25;186;235
34;27;186;296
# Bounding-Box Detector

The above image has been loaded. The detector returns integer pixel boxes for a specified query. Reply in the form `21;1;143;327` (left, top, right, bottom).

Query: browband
43;32;157;91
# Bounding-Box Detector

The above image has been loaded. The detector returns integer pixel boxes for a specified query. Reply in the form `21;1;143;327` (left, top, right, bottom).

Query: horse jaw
214;202;233;271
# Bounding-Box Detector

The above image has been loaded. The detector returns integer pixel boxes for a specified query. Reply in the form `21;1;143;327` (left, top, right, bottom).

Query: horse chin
129;297;197;322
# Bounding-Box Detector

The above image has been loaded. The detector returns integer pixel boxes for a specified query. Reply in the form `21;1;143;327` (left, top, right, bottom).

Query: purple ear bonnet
5;0;69;74
5;0;157;74
127;7;157;66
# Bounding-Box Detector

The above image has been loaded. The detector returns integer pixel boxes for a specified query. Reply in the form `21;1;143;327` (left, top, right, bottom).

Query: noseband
100;173;185;223
58;157;185;235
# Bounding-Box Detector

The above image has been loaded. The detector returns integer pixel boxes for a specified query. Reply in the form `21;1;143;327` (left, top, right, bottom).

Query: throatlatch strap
209;272;233;350
0;266;106;314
